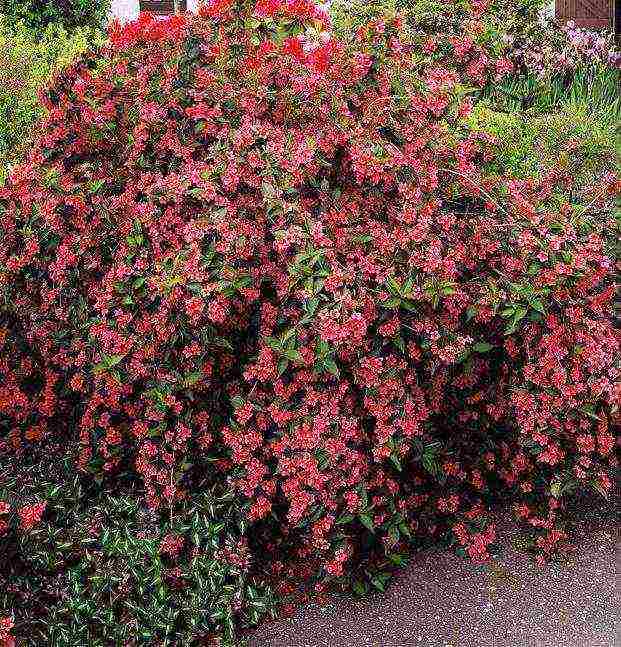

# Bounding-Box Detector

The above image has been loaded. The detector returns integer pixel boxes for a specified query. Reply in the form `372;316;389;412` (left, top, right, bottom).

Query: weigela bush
0;0;619;638
330;0;551;80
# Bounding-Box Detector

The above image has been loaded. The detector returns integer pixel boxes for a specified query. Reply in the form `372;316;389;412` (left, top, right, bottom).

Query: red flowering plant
0;615;14;647
0;0;618;623
331;0;519;96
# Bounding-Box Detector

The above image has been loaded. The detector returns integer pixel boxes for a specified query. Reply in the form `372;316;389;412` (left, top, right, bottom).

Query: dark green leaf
359;513;374;532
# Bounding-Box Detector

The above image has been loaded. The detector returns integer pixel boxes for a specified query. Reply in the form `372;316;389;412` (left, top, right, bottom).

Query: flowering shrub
331;0;520;91
0;0;619;642
0;616;13;647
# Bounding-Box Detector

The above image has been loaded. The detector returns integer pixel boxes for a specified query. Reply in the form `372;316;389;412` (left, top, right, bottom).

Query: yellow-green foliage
1;0;110;33
467;103;619;195
0;18;105;182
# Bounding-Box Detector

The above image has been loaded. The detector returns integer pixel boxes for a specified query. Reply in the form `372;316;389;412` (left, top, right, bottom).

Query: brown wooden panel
556;0;614;28
575;0;611;18
140;0;187;14
556;0;576;21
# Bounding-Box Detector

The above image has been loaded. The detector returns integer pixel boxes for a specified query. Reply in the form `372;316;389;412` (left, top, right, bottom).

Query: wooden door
556;0;614;30
139;0;187;14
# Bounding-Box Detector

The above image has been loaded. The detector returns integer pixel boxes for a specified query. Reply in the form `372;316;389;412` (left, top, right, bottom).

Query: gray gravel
248;496;620;647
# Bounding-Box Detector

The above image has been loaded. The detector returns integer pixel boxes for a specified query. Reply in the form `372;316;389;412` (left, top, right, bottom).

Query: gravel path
248;496;619;647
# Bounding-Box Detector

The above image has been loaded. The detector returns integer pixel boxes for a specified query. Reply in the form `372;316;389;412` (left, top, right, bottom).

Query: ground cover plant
0;0;619;644
1;448;275;645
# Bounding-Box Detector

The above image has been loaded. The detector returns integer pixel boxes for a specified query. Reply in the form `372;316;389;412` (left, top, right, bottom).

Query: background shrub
467;104;619;186
330;0;547;38
0;17;105;184
0;0;110;33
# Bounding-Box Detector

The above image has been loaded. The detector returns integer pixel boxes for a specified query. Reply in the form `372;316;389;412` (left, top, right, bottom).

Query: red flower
282;36;305;62
18;502;46;531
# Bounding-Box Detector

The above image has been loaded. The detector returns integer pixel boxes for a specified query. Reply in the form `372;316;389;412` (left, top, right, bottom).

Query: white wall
109;0;139;22
109;0;201;22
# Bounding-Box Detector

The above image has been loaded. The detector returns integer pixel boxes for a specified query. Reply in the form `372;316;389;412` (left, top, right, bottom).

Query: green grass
486;63;621;121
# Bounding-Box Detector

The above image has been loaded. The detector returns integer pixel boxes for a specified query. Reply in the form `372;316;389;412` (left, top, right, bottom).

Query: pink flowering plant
487;11;620;114
507;18;621;77
0;0;619;643
331;0;620;116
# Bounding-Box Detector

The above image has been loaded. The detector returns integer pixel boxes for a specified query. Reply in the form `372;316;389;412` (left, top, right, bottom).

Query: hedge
0;2;618;644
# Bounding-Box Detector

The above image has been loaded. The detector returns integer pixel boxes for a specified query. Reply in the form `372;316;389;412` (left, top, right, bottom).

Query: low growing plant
0;467;275;645
467;103;619;186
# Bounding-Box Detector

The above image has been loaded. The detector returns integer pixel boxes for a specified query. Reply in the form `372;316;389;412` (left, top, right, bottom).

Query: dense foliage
1;448;275;645
331;0;621;119
467;103;619;184
0;17;105;183
0;1;619;644
330;0;547;63
0;0;110;33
